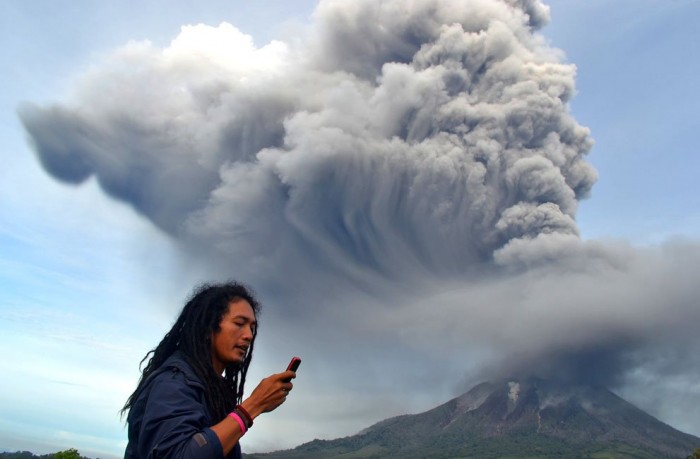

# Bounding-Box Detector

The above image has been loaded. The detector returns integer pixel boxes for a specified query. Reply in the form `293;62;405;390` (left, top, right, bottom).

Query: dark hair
121;281;261;420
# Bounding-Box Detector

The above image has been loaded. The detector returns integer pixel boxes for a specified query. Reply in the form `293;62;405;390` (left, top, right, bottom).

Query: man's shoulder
149;351;205;391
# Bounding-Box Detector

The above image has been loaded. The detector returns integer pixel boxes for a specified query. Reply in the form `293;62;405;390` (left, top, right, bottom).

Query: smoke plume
19;0;700;437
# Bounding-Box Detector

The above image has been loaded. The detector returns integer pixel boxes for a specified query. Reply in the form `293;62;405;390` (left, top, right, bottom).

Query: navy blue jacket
124;351;242;459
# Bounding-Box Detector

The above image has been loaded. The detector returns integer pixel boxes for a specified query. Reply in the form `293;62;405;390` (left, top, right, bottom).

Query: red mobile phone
286;356;301;372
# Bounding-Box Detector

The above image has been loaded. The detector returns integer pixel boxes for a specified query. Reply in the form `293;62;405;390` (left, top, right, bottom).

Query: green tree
693;447;700;459
52;449;81;459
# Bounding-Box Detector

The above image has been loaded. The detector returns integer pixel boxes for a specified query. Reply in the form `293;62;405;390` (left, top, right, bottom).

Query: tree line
1;449;88;459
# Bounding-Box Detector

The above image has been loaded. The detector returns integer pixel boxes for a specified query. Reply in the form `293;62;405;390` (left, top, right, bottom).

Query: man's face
211;299;256;374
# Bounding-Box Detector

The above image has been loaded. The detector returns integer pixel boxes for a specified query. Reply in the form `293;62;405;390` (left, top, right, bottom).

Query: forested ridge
1;449;90;459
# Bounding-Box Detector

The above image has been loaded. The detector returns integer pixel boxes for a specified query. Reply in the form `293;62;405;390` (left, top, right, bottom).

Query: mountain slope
245;378;700;459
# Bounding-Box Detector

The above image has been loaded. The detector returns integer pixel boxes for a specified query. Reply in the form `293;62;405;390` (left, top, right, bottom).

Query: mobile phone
286;356;301;372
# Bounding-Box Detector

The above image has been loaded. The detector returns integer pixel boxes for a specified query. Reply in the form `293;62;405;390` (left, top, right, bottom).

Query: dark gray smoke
20;0;595;286
18;0;700;438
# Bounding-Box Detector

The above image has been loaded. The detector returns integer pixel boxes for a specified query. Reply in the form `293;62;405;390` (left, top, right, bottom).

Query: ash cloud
20;0;595;285
19;0;700;436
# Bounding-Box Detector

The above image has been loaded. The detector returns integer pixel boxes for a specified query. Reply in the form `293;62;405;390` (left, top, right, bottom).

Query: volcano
245;378;700;458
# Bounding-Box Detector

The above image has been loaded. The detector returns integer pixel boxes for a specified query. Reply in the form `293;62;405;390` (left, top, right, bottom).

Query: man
122;282;296;458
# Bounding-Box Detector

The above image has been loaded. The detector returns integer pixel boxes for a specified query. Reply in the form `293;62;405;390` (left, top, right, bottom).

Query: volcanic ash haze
19;0;700;437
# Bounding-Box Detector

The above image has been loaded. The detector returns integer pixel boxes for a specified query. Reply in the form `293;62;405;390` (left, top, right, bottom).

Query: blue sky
545;0;700;243
1;1;699;457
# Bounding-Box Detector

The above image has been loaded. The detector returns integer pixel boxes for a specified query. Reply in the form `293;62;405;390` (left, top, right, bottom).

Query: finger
279;370;296;381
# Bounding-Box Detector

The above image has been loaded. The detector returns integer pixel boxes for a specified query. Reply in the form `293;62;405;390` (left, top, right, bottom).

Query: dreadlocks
121;281;261;421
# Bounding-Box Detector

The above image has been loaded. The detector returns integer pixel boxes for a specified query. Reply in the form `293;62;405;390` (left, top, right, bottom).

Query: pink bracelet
235;405;254;428
228;411;247;435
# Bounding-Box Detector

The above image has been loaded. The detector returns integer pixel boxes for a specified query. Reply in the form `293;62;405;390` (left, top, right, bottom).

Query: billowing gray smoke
20;0;595;284
19;0;700;437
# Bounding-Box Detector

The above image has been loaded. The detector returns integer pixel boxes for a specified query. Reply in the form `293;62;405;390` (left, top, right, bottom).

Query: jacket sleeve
136;369;227;459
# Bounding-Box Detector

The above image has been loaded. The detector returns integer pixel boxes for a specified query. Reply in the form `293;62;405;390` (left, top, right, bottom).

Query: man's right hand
240;371;296;418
